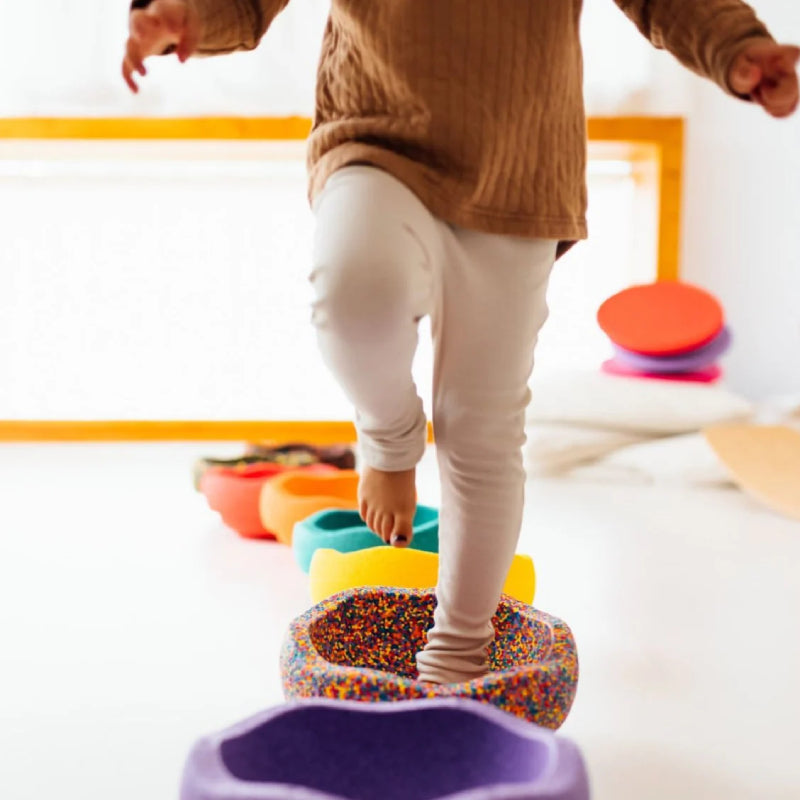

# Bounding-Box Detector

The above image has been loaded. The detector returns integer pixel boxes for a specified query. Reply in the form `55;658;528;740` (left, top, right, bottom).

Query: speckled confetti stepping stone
280;587;578;729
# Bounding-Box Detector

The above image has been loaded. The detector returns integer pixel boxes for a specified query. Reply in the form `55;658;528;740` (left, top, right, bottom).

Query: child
123;0;798;684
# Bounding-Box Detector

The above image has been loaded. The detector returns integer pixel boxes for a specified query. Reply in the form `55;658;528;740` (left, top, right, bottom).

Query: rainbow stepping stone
293;505;439;573
180;698;590;800
193;443;355;492
309;547;536;604
280;587;578;729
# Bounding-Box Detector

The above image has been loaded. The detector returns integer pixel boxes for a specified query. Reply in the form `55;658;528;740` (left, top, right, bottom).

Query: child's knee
309;242;419;341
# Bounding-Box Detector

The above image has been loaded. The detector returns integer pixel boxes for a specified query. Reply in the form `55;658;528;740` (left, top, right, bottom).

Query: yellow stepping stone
309;546;536;604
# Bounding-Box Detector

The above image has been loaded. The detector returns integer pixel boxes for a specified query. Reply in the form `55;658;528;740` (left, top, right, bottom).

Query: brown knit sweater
189;0;771;253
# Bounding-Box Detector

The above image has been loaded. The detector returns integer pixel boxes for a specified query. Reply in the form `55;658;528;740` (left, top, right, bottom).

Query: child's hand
122;0;201;93
729;41;800;118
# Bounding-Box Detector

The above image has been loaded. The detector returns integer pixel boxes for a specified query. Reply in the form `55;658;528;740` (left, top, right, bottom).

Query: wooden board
704;425;800;521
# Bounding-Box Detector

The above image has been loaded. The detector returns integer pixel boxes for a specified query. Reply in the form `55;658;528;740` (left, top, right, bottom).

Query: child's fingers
123;0;195;91
177;24;199;62
730;59;762;96
131;6;181;59
762;76;797;107
730;43;799;96
762;48;800;82
130;10;153;41
729;43;800;117
758;79;799;118
122;58;139;93
158;0;189;35
130;10;167;56
758;49;800;118
782;45;800;67
125;38;147;77
122;36;148;92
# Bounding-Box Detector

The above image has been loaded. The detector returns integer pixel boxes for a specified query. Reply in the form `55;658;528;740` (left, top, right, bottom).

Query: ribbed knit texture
189;0;771;252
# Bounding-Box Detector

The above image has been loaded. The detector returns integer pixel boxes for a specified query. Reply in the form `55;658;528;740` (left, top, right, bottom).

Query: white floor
1;443;798;799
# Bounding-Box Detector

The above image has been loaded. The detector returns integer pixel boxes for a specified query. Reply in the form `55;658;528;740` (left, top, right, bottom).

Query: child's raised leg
308;166;442;545
416;230;556;684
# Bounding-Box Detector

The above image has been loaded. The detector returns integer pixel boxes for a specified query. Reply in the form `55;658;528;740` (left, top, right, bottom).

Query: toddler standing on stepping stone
123;0;799;684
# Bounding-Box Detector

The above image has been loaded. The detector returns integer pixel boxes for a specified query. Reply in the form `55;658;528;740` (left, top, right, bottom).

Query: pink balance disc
597;282;724;356
602;359;722;384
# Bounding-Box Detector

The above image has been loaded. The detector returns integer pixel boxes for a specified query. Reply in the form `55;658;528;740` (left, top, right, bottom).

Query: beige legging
309;166;556;683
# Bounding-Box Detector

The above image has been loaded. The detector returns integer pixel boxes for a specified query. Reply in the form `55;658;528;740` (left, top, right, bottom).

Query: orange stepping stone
259;470;360;545
598;281;724;356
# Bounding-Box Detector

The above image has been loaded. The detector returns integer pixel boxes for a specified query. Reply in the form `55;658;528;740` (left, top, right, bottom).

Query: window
0;136;665;420
0;1;674;424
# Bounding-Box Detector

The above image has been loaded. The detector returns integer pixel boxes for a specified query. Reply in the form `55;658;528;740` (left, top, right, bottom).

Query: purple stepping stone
180;698;590;800
614;325;732;374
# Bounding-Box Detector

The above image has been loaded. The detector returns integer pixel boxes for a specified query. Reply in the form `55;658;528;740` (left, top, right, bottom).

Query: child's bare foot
359;466;416;547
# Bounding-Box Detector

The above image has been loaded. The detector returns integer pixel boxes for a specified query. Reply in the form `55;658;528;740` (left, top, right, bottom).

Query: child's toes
378;514;394;543
390;515;414;548
370;511;388;542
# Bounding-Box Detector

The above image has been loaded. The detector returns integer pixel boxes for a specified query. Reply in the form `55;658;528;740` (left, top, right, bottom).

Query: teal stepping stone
293;504;439;573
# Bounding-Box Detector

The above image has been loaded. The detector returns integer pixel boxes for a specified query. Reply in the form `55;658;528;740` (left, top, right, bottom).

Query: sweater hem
308;144;587;251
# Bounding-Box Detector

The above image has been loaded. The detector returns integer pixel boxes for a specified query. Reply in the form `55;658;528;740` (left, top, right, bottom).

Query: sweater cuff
187;0;247;54
187;0;285;55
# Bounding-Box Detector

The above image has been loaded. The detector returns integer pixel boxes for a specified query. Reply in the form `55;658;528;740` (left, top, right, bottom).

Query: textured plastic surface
281;587;578;728
180;698;591;800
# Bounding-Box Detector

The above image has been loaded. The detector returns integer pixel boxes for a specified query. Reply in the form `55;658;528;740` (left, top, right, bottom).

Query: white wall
681;0;800;400
644;1;800;400
0;0;651;118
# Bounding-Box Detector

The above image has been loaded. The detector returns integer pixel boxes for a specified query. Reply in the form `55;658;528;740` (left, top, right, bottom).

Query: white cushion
528;370;753;435
524;423;648;476
570;432;733;487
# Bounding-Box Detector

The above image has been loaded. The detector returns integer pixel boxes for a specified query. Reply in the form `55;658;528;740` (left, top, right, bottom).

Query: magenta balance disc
613;325;731;374
180;698;591;800
602;359;722;384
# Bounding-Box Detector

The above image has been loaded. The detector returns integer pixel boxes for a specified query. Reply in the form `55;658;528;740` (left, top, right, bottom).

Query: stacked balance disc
597;281;731;384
